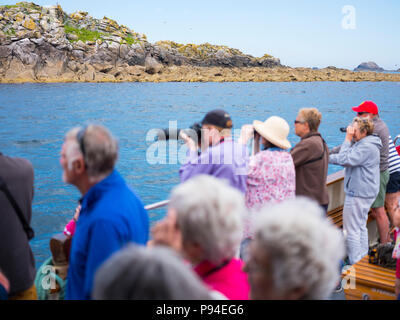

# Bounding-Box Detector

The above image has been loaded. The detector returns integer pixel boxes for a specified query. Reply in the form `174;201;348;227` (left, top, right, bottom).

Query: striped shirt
388;136;400;174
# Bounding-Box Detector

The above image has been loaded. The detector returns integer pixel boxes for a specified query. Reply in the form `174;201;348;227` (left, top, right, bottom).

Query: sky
6;0;400;70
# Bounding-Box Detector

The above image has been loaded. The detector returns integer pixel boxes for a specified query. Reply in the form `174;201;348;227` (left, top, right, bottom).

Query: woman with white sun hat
238;116;296;257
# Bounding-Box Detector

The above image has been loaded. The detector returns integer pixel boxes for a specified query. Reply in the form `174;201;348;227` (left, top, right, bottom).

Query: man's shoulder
0;154;33;177
97;184;145;214
291;135;313;151
374;117;389;132
0;154;33;168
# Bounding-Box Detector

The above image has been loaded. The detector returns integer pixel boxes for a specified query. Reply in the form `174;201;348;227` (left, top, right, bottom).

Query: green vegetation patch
155;41;245;59
1;4;18;8
122;35;139;45
4;27;16;36
261;53;273;59
64;24;102;42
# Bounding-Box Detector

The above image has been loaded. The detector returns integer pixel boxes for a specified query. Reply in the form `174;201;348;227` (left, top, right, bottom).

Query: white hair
169;175;245;265
253;197;345;300
64;125;118;181
65;127;81;170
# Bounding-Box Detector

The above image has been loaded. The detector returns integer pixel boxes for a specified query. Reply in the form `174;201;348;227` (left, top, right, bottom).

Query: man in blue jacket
60;124;149;300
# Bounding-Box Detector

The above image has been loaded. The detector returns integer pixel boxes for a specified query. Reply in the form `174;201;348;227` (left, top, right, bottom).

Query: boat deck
343;255;397;300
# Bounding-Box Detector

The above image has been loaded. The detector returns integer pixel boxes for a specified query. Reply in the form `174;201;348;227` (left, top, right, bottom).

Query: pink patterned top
244;149;296;238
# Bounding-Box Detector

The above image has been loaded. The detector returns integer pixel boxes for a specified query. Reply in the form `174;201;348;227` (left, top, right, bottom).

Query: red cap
351;101;378;115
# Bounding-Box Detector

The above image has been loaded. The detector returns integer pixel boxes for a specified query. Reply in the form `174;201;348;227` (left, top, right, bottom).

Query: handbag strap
0;176;34;240
302;137;327;166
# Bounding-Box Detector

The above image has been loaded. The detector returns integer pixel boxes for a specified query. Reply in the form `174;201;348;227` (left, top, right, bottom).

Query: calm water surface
0;81;400;268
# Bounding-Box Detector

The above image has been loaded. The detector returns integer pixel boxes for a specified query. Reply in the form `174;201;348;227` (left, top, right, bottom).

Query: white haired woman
244;197;345;300
151;175;250;300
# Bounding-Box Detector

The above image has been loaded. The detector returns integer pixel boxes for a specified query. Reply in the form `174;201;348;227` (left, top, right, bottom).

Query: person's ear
183;241;205;262
73;157;85;174
191;242;204;258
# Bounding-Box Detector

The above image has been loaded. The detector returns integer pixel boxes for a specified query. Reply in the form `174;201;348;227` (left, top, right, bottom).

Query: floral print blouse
244;148;296;238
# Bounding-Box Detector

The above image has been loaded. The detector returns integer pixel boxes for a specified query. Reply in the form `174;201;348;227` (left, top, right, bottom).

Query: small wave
14;139;52;146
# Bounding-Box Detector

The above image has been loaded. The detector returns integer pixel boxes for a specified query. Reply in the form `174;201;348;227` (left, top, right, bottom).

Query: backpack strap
0;176;34;240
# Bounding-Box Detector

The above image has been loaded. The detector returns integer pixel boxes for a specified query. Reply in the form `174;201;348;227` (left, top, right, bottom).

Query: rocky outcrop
0;2;282;82
144;56;162;74
354;61;385;72
152;41;281;68
0;3;399;83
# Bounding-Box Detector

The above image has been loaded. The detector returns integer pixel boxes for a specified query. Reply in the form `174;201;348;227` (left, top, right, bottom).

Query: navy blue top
66;170;149;300
0;283;8;300
267;147;285;152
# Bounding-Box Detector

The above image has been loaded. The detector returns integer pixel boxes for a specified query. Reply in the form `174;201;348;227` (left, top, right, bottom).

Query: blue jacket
329;135;382;198
66;170;149;300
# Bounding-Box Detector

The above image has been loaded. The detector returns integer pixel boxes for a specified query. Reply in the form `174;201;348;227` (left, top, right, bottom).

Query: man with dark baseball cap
201;109;233;129
179;109;247;193
352;101;391;244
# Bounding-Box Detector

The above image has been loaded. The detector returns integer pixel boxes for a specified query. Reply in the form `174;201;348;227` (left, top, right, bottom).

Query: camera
339;127;347;133
155;122;202;144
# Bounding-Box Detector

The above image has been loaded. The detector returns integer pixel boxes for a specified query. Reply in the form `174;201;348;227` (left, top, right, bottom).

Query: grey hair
64;124;118;180
64;127;81;170
253;197;345;300
92;244;212;300
169;175;245;265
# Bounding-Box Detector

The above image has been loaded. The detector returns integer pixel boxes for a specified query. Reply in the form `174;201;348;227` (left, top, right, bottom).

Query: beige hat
253;116;291;150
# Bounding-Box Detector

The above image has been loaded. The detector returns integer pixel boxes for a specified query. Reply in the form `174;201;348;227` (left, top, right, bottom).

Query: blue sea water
0;81;400;269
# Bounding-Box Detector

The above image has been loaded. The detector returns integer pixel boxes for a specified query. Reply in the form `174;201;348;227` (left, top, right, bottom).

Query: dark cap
201;109;233;129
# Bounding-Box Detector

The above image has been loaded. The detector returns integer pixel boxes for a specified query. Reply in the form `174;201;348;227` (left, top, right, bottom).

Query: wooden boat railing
326;169;345;228
143;170;378;243
145;199;170;211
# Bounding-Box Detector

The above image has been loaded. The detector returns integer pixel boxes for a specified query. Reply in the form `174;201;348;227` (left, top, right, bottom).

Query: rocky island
1;2;400;83
354;62;385;72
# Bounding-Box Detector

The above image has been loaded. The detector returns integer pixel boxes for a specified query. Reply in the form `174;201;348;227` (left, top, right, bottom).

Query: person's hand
238;124;254;145
179;131;197;152
150;209;182;252
74;204;81;221
345;125;355;142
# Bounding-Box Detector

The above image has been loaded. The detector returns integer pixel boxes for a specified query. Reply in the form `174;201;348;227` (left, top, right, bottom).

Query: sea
0;81;400;269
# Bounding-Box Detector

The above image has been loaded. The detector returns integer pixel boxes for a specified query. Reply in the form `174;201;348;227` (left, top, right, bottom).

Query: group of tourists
1;100;399;300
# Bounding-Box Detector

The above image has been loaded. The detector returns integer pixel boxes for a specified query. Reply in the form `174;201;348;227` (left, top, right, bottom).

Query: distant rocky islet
0;2;399;83
354;62;385;72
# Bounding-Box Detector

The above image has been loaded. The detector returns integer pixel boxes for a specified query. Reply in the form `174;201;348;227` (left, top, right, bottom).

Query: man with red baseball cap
351;101;379;115
352;101;391;244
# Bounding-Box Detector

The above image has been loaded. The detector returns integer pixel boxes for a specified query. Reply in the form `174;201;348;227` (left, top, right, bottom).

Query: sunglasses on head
77;126;87;157
294;120;305;124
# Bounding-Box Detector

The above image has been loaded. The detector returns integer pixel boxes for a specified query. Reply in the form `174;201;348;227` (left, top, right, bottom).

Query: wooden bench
327;205;344;228
343;255;397;300
327;206;375;229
